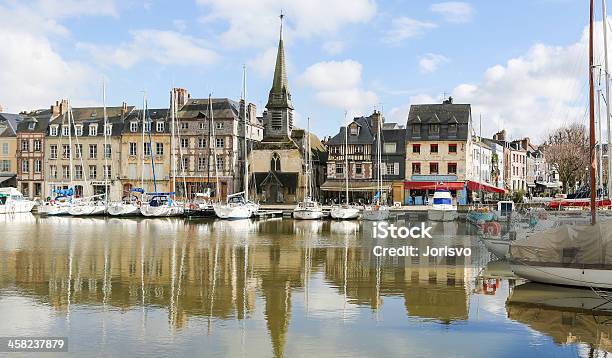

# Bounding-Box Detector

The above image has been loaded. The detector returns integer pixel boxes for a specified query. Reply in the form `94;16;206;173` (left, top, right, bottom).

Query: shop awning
321;180;391;192
466;180;505;194
404;181;465;190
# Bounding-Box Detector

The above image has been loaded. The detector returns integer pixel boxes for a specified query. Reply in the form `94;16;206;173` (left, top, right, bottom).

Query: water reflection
0;216;609;357
507;283;612;355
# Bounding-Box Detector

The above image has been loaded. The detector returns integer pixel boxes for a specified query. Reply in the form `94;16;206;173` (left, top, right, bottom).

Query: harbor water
0;214;610;357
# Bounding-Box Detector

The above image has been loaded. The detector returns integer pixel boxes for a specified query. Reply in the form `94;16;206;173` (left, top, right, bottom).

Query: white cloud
322;41;346;55
402;22;604;141
419;53;449;73
248;47;280;79
383;17;437;44
173;19;187;32
299;60;378;116
79;30;220;69
0;3;110;112
197;0;376;48
33;0;118;18
430;2;474;24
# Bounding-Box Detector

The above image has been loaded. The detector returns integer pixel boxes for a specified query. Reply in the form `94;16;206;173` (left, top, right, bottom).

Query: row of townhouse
322;97;559;205
12;93;263;201
11;18;329;204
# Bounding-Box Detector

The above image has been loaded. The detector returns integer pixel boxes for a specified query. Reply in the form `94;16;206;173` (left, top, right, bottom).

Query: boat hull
293;209;324;220
69;204;107;216
510;263;612;289
213;204;253;220
361;207;390;221
0;201;35;214
140;205;184;217
481;237;510;259
38;203;71;216
427;209;457;222
330;207;360;220
107;203;141;216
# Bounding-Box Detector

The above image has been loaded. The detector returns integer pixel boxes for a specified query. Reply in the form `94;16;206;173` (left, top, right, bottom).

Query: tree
491;152;500;185
541;123;590;194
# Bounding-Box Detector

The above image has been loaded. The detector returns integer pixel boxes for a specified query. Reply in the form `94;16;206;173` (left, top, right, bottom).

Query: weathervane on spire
279;11;284;38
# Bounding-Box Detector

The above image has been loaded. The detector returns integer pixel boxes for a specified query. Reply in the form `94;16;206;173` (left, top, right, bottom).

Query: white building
471;139;491;184
483;139;505;189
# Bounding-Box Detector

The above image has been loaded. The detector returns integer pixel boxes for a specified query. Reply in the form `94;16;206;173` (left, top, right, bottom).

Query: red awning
404;181;465;190
466;180;505;194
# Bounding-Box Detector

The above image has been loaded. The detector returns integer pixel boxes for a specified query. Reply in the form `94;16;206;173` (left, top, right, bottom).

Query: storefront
321;180;393;205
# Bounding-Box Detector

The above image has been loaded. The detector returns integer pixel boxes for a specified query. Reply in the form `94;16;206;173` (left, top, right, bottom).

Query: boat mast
589;0;597;224
306;117;311;200
103;80;109;205
603;0;612;201
140;92;146;194
67;102;74;190
210;95;220;200
146;99;157;193
598;74;604;195
377;111;382;204
344;112;349;204
171;89;177;196
243;65;249;201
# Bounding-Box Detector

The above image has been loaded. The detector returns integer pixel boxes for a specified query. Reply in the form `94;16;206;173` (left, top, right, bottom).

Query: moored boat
0;187;36;214
427;190;457;222
140;193;184;217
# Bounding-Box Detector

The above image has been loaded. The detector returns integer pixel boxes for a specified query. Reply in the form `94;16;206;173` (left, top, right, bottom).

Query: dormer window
89;124;98;136
429;124;439;134
449;123;457;133
349;125;359;136
216;121;224;130
105;124;112;136
62;125;70;137
28;122;35;130
144;121;151;133
50;125;58;136
130;121;137;132
412;124;421;137
75;125;83;136
156;121;165;132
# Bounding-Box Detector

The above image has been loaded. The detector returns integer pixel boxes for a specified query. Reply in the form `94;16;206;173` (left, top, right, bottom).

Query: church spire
267;11;293;110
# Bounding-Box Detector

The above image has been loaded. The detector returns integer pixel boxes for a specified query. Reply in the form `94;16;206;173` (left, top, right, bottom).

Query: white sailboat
293;117;323;220
510;1;612;290
362;112;389;221
39;102;75;216
214;66;258;219
427;190;458;221
331;116;360;220
0;187;36;214
140;90;184;217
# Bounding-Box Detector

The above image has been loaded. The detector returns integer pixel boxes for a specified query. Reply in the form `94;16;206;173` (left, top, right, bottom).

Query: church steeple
266;12;293;110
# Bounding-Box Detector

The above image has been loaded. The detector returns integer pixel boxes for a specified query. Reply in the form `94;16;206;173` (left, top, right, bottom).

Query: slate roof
406;102;471;141
48;106;135;137
16;110;51;133
177;98;240;120
122;109;170;134
254;172;298;188
0;113;22;137
326;115;375;146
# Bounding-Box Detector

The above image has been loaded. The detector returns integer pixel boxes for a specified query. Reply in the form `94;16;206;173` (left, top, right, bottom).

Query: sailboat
331;117;360;220
70;84;110;216
39;102;75;216
110;93;148;217
293;117;324;220
362;112;390;221
140;90;184;217
510;0;612;289
214;66;259;219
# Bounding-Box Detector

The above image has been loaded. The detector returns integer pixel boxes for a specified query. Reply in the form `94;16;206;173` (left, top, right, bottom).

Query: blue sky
0;0;597;141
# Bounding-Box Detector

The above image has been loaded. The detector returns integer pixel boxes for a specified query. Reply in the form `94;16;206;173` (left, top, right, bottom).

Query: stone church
249;16;326;204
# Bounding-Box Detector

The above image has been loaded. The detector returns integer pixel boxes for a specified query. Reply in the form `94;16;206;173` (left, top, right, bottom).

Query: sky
0;0;602;142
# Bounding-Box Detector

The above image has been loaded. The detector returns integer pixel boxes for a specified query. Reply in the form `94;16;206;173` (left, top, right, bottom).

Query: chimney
0;105;4;113
442;96;453;105
493;129;506;142
51;100;60;117
59;99;69;116
121;101;128;115
173;88;189;108
248;103;257;124
371;110;383;133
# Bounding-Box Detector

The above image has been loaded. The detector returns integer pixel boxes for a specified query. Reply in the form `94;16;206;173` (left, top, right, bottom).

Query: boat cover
510;219;612;268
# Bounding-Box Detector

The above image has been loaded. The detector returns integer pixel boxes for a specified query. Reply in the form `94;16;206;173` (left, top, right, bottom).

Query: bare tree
541;123;590;194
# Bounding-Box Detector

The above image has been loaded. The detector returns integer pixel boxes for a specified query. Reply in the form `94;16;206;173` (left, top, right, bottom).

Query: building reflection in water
5;216;606;356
